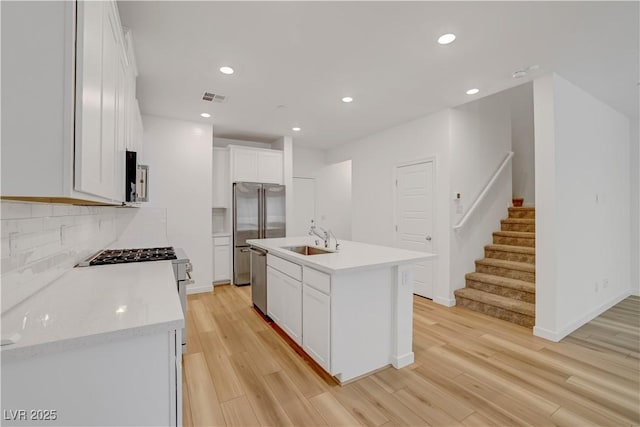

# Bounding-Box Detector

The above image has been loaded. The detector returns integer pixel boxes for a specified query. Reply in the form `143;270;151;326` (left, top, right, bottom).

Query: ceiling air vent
202;92;227;103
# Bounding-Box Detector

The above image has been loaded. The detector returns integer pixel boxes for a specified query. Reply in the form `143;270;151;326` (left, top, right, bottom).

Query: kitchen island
1;261;184;426
247;236;434;383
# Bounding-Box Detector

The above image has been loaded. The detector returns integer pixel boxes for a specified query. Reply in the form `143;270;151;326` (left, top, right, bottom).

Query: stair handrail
453;151;514;231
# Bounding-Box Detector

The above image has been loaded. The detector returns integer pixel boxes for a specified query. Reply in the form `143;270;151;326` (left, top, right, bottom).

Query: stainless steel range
79;246;192;353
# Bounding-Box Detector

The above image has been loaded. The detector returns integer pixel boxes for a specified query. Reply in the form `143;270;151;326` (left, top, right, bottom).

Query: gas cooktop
79;247;177;267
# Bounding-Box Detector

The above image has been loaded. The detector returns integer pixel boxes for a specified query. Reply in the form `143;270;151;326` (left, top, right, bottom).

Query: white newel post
392;264;415;368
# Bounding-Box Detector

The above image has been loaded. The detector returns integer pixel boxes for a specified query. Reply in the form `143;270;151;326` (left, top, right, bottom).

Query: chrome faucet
328;229;340;251
309;220;329;248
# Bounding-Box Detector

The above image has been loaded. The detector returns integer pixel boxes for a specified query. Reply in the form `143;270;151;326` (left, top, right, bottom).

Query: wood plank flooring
183;287;640;426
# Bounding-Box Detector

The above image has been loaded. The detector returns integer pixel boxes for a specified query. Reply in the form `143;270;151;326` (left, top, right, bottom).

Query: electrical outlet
603;279;609;289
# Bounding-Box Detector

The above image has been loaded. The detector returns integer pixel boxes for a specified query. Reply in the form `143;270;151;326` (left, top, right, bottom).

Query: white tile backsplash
0;201;129;313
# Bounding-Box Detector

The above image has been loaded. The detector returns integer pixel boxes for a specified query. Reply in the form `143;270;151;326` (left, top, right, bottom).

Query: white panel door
395;161;434;298
292;178;316;237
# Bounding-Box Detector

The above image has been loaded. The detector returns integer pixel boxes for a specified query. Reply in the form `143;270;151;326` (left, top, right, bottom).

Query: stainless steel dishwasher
249;246;268;315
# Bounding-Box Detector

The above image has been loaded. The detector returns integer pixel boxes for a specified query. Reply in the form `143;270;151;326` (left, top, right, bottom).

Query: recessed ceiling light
437;33;456;45
342;96;354;103
219;66;234;75
512;70;527;79
292;127;301;132
200;113;211;118
466;88;479;95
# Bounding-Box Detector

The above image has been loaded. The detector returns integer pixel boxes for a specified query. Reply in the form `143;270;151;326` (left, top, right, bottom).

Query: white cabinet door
213;148;229;207
267;266;283;324
74;1;106;197
281;274;302;345
213;245;230;282
75;1;125;201
232;149;259;182
258;151;283;184
302;284;331;371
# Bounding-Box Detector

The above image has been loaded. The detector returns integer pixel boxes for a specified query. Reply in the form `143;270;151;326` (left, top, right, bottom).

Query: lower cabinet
1;329;182;426
213;236;230;283
266;264;302;345
266;254;331;372
302;284;330;371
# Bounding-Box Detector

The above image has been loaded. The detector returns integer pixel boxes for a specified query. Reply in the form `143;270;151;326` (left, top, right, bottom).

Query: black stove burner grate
89;247;177;266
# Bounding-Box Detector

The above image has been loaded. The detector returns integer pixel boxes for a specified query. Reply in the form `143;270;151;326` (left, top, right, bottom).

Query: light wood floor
183;287;640;426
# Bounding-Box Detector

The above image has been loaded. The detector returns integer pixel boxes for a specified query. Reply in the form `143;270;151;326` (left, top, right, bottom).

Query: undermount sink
282;245;334;256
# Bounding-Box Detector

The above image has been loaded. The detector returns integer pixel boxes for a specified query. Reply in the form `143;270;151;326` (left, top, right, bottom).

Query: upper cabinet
1;1;142;205
213;148;229;208
229;146;283;184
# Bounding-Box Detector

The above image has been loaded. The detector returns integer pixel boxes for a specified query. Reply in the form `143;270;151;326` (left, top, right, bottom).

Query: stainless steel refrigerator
233;182;286;285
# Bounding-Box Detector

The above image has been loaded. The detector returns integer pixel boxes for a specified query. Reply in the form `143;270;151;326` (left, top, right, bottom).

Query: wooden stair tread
465;272;535;293
493;231;535;238
501;218;535;224
475;258;535;273
454;288;535;317
485;244;535;255
508;207;535;211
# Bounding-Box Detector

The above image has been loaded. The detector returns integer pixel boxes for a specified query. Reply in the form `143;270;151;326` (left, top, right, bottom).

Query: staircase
455;207;535;327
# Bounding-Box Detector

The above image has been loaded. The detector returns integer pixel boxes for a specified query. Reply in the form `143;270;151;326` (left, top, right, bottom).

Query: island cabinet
250;237;432;384
267;255;302;344
301;266;331;372
1;1;142;205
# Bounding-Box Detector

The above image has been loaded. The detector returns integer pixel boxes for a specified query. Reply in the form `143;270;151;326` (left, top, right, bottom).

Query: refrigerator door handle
259;186;266;239
232;183;238;243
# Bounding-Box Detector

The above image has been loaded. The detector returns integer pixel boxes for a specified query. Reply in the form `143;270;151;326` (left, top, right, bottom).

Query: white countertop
247;236;435;274
1;261;184;362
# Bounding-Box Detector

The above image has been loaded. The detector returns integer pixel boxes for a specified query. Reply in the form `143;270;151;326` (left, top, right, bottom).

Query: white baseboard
533;290;631;342
434;296;456;307
187;284;213;295
392;352;415;368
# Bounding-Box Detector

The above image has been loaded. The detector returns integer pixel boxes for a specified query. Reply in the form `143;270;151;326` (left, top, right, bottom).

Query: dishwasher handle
249;247;267;256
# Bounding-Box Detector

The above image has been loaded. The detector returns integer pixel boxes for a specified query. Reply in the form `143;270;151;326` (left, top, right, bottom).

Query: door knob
425;236;432;241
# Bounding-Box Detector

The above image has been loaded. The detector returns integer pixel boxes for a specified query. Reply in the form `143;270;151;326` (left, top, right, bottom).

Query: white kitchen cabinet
1;329;182;427
266;255;302;345
74;0;122;200
257;150;284;184
1;1;141;205
267;266;283;324
213;236;230;283
281;273;303;344
213;148;230;208
229;146;283;184
302;267;331;371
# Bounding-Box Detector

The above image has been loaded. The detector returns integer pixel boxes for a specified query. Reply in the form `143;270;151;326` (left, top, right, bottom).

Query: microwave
125;151;149;202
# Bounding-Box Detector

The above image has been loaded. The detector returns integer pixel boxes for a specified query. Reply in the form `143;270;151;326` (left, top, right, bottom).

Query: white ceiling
118;1;639;149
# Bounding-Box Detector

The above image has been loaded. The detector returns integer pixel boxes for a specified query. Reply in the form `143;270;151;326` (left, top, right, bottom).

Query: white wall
292;146;326;178
533;74;631;341
449;91;513;299
142;115;213;293
272;137;294;237
327;110;453;305
631;119;639;296
315;160;352;240
508;82;535;205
